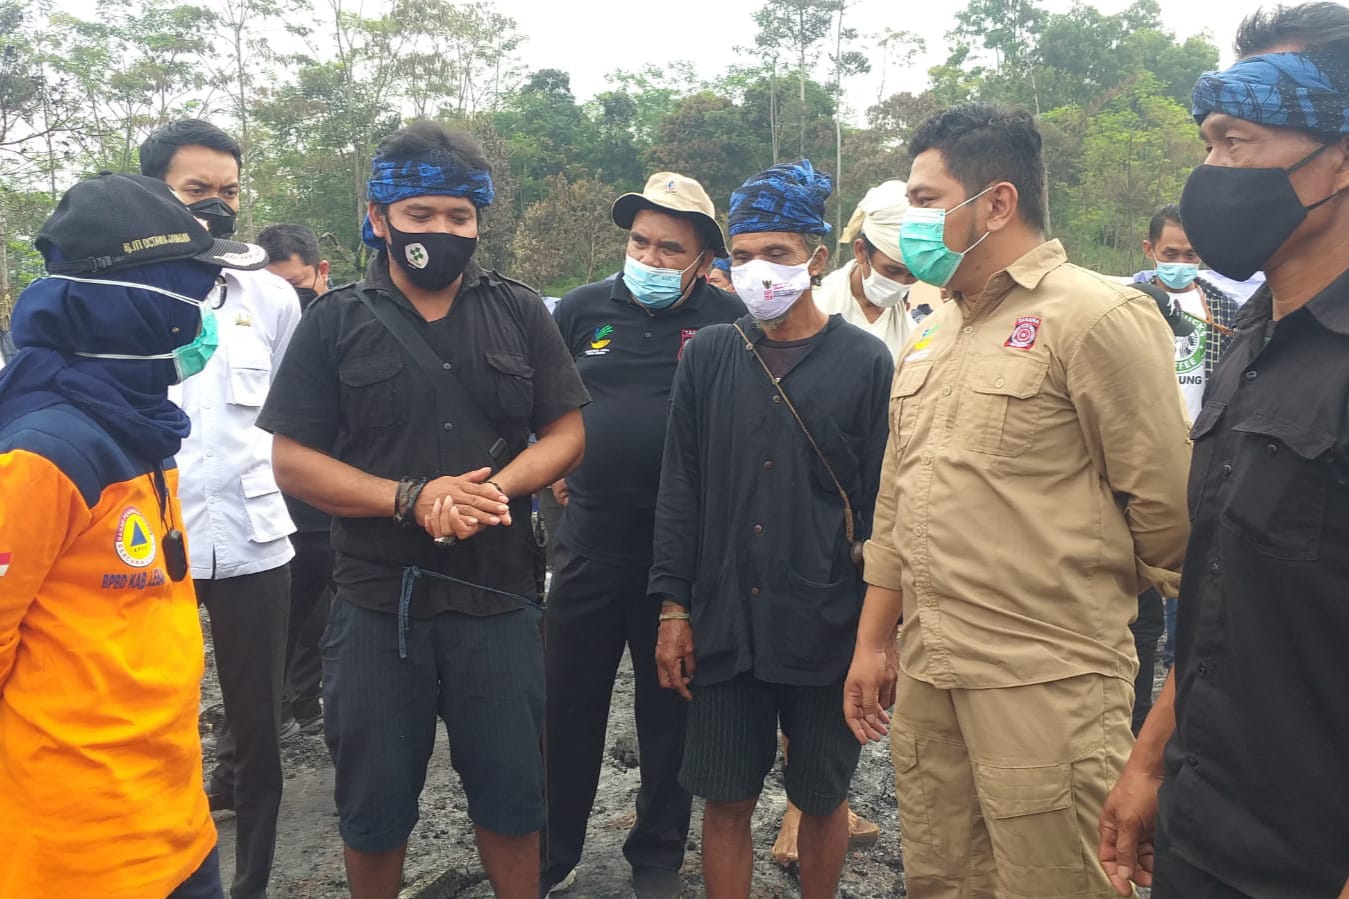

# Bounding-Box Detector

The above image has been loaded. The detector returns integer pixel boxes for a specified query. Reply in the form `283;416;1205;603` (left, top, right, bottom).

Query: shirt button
1209;559;1221;575
1186;753;1199;768
1266;443;1279;456
443;422;454;431
442;362;452;370
962;326;974;334
1244;369;1258;381
1198;661;1211;677
644;330;653;338
750;587;760;597
753;524;764;535
942;386;952;396
205;449;214;458
771;395;782;404
993;377;1005;388
763;460;774;470
1221;463;1233;479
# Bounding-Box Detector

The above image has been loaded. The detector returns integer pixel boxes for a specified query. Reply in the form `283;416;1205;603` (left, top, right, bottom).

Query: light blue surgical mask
898;186;994;288
623;251;705;310
1154;262;1200;291
56;274;222;383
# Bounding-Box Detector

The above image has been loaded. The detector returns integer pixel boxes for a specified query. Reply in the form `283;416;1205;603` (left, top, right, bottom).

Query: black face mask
385;221;477;292
1179;143;1345;282
187;197;238;238
295;286;320;308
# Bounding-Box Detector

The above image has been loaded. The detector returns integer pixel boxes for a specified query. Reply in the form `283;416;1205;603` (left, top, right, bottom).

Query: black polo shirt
257;255;589;617
647;314;893;686
1160;272;1349;897
553;274;745;565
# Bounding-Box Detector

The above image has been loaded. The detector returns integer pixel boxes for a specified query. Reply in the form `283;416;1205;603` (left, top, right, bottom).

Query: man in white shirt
143;119;301;899
812;180;920;361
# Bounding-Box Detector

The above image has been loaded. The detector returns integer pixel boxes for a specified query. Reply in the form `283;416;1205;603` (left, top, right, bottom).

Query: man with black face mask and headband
258;121;588;899
0;173;269;899
1099;6;1349;898
142;118;302;899
845;104;1192;899
541;172;743;899
650;160;892;899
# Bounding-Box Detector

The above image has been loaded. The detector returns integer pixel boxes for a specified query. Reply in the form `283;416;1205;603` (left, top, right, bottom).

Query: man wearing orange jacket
0;173;268;899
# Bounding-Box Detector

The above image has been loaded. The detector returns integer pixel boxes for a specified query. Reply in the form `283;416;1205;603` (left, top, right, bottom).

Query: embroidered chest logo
1004;316;1042;350
678;328;697;359
405;242;429;270
234;312;253;327
115;508;157;568
585;324;614;356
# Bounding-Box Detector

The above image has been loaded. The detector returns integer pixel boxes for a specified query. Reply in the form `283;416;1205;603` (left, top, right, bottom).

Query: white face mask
860;263;909;309
731;255;816;322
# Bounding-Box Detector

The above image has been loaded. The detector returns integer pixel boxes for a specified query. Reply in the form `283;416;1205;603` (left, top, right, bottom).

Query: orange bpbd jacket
0;403;214;898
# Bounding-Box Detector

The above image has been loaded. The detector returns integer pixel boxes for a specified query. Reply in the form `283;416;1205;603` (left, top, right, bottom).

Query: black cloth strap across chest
356;292;506;470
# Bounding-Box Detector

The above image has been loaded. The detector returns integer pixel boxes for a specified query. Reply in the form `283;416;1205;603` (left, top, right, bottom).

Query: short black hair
1148;204;1183;244
257;223;321;267
908;103;1047;233
139;119;242;180
1235;3;1349;57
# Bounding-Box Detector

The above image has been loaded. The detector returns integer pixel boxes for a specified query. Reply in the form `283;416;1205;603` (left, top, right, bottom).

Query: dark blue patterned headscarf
1192;50;1349;137
728;159;833;237
361;152;495;249
711;257;731;273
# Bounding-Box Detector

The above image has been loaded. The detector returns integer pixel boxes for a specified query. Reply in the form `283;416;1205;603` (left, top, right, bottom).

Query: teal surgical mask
1154;262;1200;291
898;186;994;288
623;251;704;310
58;274;222;382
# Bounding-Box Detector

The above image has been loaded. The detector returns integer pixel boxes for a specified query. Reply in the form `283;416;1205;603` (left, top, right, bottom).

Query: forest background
0;0;1220;325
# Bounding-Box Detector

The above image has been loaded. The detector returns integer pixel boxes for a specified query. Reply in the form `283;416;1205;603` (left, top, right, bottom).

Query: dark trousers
542;542;692;886
1129;588;1165;735
168;847;226;899
198;566;290;899
284;532;333;720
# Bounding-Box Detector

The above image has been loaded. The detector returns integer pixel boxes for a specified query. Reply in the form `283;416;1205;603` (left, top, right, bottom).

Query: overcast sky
57;0;1250;118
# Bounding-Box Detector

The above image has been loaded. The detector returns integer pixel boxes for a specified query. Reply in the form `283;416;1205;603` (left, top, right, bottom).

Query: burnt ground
201;610;1164;898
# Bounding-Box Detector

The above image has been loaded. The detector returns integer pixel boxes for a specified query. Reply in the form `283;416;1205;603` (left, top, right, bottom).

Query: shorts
678;673;860;816
322;594;546;853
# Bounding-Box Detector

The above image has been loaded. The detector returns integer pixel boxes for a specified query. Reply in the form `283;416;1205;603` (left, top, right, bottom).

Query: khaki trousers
890;671;1135;899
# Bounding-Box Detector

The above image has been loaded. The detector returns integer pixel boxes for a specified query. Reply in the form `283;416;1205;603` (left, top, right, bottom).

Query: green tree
511;174;626;295
753;0;838;157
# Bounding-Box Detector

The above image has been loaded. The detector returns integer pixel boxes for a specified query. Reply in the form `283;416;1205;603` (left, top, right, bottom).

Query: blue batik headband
727;159;833;237
1192;50;1349;137
361;153;495;249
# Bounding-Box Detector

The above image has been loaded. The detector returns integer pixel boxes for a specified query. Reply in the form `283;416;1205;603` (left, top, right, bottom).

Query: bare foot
771;803;802;867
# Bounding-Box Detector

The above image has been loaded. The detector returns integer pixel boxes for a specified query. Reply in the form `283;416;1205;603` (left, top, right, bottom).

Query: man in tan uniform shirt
844;103;1191;899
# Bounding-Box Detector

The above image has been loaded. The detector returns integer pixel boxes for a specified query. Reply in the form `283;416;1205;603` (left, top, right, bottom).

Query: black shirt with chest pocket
257;256;589;618
1162;271;1349;897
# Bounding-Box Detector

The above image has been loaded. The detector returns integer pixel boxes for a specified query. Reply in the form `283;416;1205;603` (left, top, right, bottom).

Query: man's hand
844;643;896;744
1098;762;1163;894
423;495;483;542
550;479;569;507
655;604;696;701
416;467;511;529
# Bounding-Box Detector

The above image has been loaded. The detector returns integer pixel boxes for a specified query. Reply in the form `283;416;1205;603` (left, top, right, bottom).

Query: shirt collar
1236;267;1349;335
955;239;1067;312
363;252;485;309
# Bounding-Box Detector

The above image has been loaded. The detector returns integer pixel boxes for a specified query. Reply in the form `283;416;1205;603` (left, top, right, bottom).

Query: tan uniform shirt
864;240;1191;689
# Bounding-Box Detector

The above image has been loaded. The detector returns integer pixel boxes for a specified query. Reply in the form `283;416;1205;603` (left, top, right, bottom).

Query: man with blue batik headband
258;121;589;899
1101;6;1349;899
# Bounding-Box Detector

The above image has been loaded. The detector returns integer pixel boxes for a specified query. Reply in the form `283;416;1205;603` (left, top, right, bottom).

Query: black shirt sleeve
519;288;590;432
855;345;895;541
256;301;340;452
647;329;705;608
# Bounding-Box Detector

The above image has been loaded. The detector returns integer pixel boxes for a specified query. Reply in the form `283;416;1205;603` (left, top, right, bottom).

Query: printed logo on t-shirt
114;508;156;568
584;324;614;357
678;328;697;359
